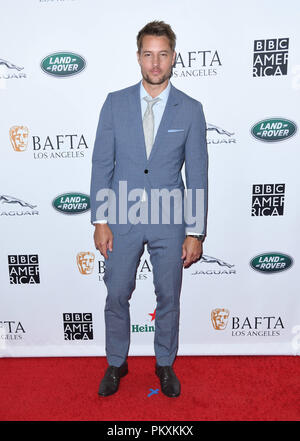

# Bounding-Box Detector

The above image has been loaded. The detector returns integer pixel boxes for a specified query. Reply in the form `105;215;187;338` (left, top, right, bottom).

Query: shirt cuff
93;220;108;224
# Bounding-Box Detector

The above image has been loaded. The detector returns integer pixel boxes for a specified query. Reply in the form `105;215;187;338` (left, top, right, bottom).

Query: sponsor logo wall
1;0;299;357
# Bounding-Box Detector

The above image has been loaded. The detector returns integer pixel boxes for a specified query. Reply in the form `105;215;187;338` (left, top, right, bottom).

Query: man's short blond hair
137;20;176;53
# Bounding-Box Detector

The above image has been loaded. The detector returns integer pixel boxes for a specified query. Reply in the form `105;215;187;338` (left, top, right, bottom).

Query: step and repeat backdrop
1;0;300;357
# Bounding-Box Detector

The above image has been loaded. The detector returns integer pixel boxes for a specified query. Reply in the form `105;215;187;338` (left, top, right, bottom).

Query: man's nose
153;55;159;66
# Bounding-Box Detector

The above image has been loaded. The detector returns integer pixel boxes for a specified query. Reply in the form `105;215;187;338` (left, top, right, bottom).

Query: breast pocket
166;130;186;148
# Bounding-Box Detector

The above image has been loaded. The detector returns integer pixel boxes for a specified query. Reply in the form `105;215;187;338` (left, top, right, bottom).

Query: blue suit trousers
103;220;186;367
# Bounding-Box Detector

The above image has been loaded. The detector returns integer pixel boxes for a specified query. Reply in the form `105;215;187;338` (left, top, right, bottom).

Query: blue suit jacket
90;81;208;238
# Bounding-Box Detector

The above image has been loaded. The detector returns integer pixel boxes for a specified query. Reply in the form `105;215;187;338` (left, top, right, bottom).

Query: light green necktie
141;96;161;202
142;96;161;159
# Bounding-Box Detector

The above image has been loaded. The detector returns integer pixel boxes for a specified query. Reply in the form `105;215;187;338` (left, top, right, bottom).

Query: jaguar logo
0;58;24;71
0;195;36;209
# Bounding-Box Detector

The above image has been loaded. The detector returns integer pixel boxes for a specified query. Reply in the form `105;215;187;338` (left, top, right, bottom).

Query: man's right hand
94;223;113;259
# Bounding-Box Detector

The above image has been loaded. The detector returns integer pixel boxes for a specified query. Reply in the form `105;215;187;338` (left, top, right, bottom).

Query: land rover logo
250;252;293;273
53;193;90;214
41;52;86;77
251;118;297;142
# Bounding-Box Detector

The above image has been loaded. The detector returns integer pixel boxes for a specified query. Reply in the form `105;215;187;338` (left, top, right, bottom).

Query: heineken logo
53;193;90;214
41;52;86;77
250;252;293;273
251;118;297;142
131;324;155;333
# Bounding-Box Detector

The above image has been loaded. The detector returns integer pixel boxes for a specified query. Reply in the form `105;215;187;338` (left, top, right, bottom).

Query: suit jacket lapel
148;83;181;164
128;81;148;162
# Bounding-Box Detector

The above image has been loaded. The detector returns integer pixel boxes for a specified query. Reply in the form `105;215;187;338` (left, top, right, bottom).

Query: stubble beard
142;68;172;86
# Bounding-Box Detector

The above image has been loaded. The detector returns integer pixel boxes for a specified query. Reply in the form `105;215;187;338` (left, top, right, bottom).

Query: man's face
137;35;176;86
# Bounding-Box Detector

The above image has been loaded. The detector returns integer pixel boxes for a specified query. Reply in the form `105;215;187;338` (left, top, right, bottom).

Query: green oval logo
251;118;297;142
250;252;293;273
53;193;90;214
41;52;86;77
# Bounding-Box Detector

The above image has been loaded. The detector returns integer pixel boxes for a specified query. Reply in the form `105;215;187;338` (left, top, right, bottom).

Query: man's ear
137;51;141;65
172;51;176;66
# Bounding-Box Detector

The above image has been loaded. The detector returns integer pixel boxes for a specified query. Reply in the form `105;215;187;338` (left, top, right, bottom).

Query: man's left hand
181;237;203;268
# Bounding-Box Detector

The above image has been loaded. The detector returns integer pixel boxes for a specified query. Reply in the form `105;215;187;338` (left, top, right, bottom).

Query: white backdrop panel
1;0;299;357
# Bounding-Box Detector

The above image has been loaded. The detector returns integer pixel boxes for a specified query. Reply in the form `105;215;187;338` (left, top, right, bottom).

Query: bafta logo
211;308;230;330
77;252;95;275
10;126;29;152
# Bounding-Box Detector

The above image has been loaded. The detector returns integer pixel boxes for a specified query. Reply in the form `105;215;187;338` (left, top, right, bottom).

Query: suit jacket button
144;169;148;174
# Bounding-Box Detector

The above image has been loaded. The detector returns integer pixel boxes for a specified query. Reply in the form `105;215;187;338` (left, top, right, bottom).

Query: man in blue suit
90;21;208;397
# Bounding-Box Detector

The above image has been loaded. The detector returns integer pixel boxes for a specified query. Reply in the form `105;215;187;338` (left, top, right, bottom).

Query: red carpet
0;356;299;421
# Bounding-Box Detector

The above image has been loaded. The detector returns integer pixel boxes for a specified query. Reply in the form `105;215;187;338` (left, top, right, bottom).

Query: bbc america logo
8;254;40;284
251;184;285;216
253;38;289;77
63;313;93;340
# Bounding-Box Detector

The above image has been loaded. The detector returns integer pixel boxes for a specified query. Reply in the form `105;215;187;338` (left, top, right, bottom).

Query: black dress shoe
98;361;128;397
155;364;181;397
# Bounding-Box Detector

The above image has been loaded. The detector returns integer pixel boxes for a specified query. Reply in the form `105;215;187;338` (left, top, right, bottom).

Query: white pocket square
168;129;184;133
